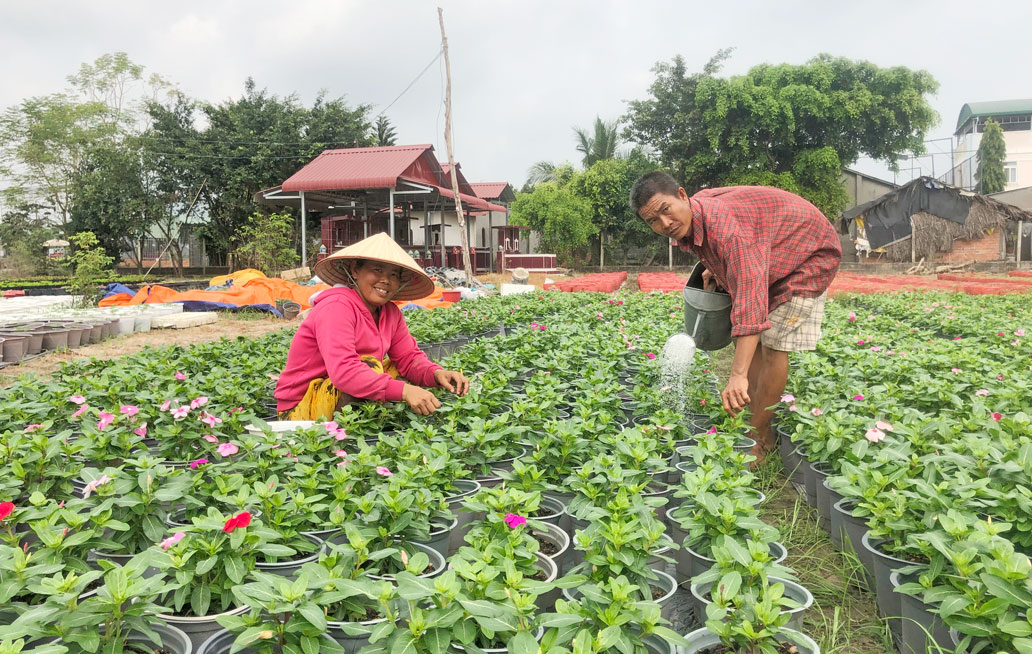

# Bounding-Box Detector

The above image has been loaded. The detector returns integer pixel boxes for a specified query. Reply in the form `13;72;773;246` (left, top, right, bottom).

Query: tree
0;194;57;277
232;211;300;274
977;118;1007;194
509;182;595;263
372;115;398;146
625;51;939;217
64;231;114;307
574;117;621;167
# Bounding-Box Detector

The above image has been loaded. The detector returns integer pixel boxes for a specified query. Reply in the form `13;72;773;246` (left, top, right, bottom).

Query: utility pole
438;7;474;286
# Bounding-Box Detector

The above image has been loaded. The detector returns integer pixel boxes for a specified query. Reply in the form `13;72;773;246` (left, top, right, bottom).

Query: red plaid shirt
684;186;841;338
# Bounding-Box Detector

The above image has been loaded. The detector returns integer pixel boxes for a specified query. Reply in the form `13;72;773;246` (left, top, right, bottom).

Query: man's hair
629;171;681;215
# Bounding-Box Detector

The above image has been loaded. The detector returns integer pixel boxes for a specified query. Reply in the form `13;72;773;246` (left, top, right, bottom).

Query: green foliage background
976;118;1007;194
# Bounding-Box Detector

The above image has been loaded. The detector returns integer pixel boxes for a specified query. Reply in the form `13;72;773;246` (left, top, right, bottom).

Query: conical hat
314;233;435;301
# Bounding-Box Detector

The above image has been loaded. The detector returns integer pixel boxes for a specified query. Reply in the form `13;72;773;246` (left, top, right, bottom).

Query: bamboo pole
438;7;474;286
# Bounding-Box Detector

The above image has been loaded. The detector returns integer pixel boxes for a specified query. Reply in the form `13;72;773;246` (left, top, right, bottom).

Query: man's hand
434;369;469;396
701;268;717;291
722;373;751;417
402;383;441;415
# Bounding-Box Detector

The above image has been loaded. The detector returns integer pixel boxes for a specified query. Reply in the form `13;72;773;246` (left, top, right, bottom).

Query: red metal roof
282;144;437;192
437;186;491;211
470;183;510;200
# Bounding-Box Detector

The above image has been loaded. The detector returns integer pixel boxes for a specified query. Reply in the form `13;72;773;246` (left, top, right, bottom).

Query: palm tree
573;117;621;167
372;115;397;146
526;160;558;186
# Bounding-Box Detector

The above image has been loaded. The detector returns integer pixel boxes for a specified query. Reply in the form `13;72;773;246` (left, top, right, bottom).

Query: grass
217;308;281;321
704;345;893;653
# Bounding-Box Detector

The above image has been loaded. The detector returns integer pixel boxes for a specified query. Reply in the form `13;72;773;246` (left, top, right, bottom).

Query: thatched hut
839;178;1032;263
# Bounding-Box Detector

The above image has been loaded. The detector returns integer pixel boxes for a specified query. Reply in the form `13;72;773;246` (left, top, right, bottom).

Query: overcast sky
2;0;1030;190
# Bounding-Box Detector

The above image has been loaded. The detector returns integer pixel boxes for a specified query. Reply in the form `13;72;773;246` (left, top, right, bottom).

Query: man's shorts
760;292;828;352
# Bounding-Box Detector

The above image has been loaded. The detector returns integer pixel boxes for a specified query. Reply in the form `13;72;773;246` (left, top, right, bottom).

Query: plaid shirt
684;186;841;338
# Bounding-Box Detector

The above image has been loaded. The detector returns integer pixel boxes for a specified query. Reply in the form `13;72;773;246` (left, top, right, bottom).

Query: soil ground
475;271;574;289
0;312;290;387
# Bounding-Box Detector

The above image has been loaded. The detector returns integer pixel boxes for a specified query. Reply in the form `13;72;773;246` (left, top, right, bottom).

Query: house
949;99;1032;191
839;177;1032;264
840;168;898;211
255;144;556;273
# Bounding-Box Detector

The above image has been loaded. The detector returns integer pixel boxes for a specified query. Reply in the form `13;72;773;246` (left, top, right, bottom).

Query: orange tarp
101;278;331;310
393;285;455;309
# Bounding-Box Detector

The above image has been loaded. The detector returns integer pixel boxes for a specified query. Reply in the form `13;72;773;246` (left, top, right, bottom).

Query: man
630;171;841;463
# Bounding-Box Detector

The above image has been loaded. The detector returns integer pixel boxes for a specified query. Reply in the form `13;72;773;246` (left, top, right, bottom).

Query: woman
275;233;469;420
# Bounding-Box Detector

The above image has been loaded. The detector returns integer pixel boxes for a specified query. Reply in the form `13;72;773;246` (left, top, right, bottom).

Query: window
1005;162;1017;183
481;228;486;246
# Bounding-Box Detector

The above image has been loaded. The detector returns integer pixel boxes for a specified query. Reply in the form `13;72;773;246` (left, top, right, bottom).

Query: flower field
0;288;1028;654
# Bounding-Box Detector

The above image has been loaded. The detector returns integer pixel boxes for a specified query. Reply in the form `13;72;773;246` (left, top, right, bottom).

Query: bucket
441;290;461;302
682;262;733;351
281;302;301;320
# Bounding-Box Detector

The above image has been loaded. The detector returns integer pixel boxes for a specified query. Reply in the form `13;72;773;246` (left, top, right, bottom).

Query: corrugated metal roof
469;182;510;200
956;99;1032;132
282;144;434;191
437;186;491;211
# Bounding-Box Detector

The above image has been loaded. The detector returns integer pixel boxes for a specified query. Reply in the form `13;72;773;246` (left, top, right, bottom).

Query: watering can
682;262;733;351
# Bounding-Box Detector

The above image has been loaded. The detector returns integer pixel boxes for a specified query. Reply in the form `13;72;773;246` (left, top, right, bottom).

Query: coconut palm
574;117;621;167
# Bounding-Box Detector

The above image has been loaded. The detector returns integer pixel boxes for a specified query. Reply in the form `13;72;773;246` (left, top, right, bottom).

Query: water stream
659;332;697;418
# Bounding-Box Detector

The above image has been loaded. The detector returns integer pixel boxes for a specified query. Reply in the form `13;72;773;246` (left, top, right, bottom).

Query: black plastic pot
831;499;875;588
681;627;820;654
809;461;834;529
891;570;953;654
862;532;909;647
691;576;813;632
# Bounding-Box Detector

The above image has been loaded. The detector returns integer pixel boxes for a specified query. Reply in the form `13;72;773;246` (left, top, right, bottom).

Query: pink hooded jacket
274;287;441;412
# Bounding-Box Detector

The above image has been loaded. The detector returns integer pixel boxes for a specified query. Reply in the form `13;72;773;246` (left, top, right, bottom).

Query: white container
117;316;136;335
134;315;152;332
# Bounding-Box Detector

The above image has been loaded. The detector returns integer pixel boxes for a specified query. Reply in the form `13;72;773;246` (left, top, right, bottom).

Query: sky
2;0;1030;190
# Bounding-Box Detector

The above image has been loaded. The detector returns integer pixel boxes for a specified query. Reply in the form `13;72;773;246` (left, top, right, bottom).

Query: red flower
0;501;13;520
991;412;1003;422
222;511;253;533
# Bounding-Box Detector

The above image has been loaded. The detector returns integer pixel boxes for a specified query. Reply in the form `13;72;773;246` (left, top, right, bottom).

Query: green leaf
390;630;418;654
368;620;395;643
298;601;327;631
509;630;540;654
980;573;1032;607
423;628;450;654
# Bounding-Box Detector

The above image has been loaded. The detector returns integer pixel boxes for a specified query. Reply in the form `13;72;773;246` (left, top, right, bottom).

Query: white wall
952;127;1032;191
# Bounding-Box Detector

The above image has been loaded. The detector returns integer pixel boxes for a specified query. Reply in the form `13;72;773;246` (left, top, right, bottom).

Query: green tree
574;117;621;167
976;118;1007;194
232;211;300;274
372;115;398;146
509;182;595;263
64;231;115;307
0;195;57;277
625;51;939;217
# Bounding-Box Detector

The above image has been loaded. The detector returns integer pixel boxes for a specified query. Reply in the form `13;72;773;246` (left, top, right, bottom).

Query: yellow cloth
279;356;401;421
209;268;267;288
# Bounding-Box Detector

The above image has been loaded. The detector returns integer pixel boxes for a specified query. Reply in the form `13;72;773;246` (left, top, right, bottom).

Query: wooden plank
151;312;219;329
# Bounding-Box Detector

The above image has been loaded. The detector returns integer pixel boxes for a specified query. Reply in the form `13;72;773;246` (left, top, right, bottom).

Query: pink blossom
202;434;219;443
595;313;603;319
160;400;172;412
72;404;89;419
69;395;86;405
616;300;623;306
336;461;347;467
174;371;186;381
134;424;148;438
321;421;339;432
1016;329;1026;337
334;449;348;458
228;407;243;415
857;339;866;346
951;368;961;374
645;352;656;359
608;299;614;304
788;404;798;412
991;412;1003;422
780;394;795;403
953;336;962;341
810;408;823;416
190;397;209;410
997;332;1005;337
975;389;990;396
24;424;43;433
172;406;189;420
998;374;1005;381
706;426;718;435
97;412;115;431
870;346;882;352
852;394;865;401
200;412;222;427
120;405;139;416
504;513;527;528
189;458;209;469
82;475;112;498
376;466;393;477
160;532;185;550
847;312;856;322
865;428;886;443
216;442;239;456
875;420;894;432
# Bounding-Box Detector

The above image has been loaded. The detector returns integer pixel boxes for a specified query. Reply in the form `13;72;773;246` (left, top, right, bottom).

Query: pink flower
200;412;222;427
975;389;990;396
788;404;798;412
852;394;865;401
160;532;186;550
72;404;89;419
160;400;172;412
991;412;1003;422
69;395;86;405
645;352;656;359
953;336;962;341
321;421;339;432
865;428;886;443
336;461;347;467
870;346;882;352
595;313;603;319
134;424;147;438
217;442;239;456
857;339;866;346
847;312;856;322
376;466;393;477
228;406;243;415
608;299;614;304
951;368;961;374
334;449;348;458
781;394;795;403
997;332;1005;337
1016;329;1026;337
504;513;527;529
24;424;43;433
172;406;189;420
97;412;115;431
190;397;209;409
174;371;186;381
202;434;219;443
189;458;209;469
997;375;1005;381
120;405;139;416
82;475;112;498
706;426;718;435
875;420;894;432
810;408;823;416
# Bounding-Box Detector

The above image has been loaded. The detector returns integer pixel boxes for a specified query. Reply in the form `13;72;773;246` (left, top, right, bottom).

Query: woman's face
350;260;407;309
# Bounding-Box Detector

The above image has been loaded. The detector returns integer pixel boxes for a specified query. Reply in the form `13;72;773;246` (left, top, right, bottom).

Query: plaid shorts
760;292;828;352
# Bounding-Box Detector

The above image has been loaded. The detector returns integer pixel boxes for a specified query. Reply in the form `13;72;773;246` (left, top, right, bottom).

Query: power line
375;48;443;119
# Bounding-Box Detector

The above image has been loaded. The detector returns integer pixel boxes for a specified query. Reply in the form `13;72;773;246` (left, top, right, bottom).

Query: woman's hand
434;369;470;396
402;383;441;415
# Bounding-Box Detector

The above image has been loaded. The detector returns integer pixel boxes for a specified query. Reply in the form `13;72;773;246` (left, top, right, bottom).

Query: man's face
637;188;693;242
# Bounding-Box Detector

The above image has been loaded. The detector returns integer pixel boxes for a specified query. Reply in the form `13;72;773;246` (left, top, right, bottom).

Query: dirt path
0;316;291;387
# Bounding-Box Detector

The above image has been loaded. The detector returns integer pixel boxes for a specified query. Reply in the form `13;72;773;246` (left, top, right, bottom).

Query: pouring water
660;332;698;418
